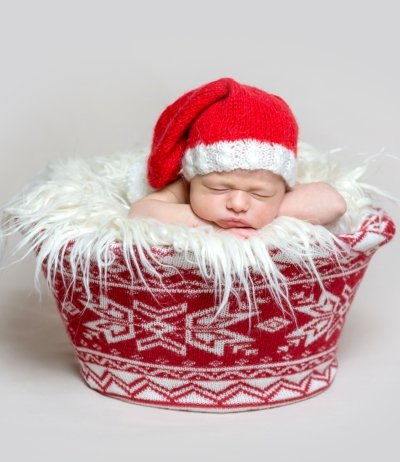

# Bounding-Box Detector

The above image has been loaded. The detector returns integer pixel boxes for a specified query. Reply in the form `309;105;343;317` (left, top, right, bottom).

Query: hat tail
147;78;233;188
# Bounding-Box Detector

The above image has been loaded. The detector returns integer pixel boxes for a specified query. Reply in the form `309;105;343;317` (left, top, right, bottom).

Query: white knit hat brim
181;139;297;187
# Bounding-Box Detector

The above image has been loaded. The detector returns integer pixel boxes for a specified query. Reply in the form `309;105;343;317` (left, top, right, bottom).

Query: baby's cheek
190;195;211;220
254;202;280;228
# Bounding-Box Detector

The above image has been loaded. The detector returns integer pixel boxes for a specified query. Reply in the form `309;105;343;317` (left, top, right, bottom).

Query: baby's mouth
220;218;251;227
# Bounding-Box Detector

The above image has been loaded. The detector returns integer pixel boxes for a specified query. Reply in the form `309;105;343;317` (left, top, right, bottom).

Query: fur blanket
0;142;390;314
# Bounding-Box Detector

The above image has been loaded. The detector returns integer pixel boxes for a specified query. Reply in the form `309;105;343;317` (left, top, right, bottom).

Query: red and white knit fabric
48;212;395;412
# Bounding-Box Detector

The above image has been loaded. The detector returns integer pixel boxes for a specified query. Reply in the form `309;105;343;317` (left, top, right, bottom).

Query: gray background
0;1;399;461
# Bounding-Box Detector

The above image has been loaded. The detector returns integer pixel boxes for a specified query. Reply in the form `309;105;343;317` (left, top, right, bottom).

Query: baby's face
189;169;286;229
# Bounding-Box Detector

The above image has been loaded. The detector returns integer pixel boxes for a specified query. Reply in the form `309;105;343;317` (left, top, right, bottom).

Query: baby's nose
226;191;249;212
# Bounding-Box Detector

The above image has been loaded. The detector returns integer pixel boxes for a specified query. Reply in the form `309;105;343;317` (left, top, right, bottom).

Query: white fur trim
182;139;297;186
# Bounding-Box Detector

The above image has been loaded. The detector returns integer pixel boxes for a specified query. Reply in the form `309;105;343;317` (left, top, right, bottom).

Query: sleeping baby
128;78;347;238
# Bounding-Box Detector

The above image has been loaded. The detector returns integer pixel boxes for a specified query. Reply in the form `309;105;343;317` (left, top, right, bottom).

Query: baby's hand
218;227;259;239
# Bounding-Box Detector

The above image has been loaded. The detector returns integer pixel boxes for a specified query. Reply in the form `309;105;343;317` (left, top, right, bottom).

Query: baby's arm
278;182;347;225
128;179;210;227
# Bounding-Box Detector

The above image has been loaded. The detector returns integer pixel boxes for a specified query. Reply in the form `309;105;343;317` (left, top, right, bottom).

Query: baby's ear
179;174;189;184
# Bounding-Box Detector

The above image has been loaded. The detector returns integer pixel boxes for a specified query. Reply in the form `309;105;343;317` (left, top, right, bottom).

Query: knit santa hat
147;77;299;188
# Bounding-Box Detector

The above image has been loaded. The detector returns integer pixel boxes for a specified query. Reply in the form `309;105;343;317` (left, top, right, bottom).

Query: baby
128;78;347;237
128;170;346;238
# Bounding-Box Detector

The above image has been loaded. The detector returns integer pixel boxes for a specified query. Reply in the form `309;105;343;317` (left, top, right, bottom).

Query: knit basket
1;145;395;412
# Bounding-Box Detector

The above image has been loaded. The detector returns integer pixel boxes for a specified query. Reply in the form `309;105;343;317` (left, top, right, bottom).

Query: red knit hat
147;77;299;188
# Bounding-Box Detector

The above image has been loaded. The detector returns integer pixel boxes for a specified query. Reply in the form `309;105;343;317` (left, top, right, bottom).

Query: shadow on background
0;287;79;375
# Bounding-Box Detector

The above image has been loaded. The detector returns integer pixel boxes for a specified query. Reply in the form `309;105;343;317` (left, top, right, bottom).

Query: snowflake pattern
286;285;355;347
82;295;136;344
133;300;188;355
186;307;257;356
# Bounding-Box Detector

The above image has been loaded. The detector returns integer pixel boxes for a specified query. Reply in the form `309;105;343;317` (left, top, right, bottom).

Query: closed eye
250;192;273;198
207;187;230;192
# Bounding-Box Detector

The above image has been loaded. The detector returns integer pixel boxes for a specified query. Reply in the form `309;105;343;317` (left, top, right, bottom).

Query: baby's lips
220;217;252;227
